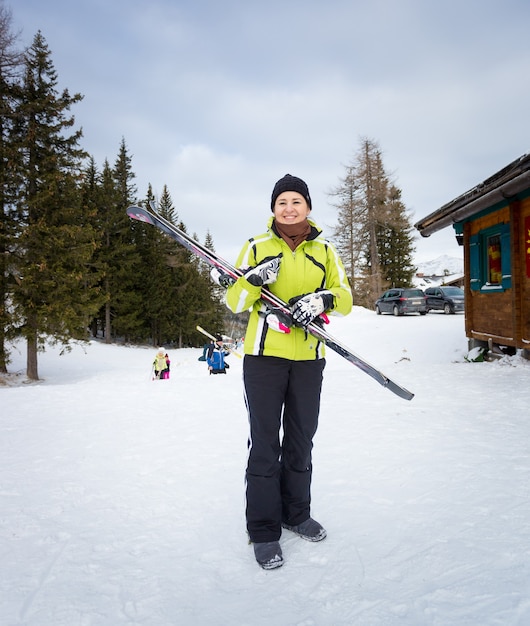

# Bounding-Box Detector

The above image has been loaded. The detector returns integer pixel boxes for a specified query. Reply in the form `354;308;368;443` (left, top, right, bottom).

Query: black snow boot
253;541;284;570
282;518;327;542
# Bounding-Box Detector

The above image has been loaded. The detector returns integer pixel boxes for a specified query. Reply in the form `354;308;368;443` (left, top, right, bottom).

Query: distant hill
413;255;464;289
416;255;463;276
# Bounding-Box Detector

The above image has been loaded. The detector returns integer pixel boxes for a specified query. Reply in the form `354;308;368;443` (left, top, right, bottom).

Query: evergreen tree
9;31;99;380
78;157;107;338
165;220;205;347
88;141;141;343
377;186;416;288
158;184;177;222
108;138;143;342
0;4;23;372
196;229;227;341
139;184;179;345
91;159;119;341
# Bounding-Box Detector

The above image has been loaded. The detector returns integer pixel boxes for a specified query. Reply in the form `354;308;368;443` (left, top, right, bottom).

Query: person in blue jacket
206;335;230;374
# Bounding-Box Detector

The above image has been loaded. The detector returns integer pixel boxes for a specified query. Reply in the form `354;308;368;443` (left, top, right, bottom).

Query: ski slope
2;308;530;625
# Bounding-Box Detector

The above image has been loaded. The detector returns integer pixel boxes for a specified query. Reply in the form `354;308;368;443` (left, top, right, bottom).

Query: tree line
0;14;225;379
1;6;416;379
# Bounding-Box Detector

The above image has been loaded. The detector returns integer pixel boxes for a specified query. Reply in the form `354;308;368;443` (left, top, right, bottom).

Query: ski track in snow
2;308;530;625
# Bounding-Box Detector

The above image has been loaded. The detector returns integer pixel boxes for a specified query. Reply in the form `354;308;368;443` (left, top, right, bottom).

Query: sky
3;311;530;624
9;0;530;263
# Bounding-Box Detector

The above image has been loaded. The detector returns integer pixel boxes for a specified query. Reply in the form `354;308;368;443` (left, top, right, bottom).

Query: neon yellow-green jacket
226;217;352;360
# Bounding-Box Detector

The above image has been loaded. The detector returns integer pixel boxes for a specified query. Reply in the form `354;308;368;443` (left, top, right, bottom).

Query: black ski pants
243;355;326;543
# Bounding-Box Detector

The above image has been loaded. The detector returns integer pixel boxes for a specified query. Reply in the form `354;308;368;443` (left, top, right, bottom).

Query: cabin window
487;234;502;285
469;223;511;292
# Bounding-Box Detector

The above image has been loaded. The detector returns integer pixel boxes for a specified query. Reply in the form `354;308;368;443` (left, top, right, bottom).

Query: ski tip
126;206;154;224
386;380;414;401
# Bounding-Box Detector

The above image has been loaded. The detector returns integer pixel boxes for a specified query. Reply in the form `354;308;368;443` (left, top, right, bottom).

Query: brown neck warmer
273;219;312;251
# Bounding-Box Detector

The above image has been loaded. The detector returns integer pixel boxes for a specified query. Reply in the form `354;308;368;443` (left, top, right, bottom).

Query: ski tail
128;204;241;282
127;204;414;400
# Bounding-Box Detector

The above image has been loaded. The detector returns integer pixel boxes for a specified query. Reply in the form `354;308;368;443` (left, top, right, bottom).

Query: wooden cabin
414;153;530;359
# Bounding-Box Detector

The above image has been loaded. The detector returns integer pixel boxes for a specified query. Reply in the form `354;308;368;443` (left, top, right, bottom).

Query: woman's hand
244;254;283;287
290;290;334;327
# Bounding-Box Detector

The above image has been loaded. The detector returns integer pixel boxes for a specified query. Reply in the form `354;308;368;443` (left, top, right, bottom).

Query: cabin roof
414;153;530;237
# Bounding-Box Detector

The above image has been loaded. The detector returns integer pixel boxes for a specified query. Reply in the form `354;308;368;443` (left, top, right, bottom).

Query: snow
416;255;463;278
413;255;464;289
2;308;530;625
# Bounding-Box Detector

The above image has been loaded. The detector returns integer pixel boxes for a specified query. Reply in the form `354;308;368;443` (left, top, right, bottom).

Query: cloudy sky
11;0;530;264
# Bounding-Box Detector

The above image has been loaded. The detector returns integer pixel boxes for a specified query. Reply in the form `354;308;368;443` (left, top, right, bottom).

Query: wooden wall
464;201;530;349
518;198;530;347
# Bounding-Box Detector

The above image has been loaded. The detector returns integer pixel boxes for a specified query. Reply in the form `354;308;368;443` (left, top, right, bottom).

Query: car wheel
393;305;400;316
375;305;381;315
444;303;452;315
419;311;427;315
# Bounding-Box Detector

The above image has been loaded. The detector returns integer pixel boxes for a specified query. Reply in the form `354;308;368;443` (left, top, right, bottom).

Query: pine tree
108;139;143;342
78;157;108;338
139;184;179;345
91;159;119;341
197;229;228;340
9;31;99;380
89;141;141;343
165;220;204;347
377;186;416;287
0;4;23;373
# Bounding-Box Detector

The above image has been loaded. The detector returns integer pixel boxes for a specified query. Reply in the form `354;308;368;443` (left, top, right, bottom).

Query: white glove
290;290;334;327
244;254;282;287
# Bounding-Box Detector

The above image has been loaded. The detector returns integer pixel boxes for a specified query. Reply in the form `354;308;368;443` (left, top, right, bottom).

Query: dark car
425;286;465;314
375;288;427;316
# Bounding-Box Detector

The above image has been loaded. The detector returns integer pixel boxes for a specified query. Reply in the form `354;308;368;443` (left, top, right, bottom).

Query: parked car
424;286;465;314
375;288;427;316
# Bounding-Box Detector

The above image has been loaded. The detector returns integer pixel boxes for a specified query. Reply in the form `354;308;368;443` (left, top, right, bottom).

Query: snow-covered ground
2;308;530;626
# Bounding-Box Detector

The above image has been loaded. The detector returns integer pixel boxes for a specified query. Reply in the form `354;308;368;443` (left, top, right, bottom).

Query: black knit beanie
270;174;312;212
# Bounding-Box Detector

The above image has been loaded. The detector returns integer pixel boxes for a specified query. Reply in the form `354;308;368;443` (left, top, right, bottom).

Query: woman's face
273;191;310;225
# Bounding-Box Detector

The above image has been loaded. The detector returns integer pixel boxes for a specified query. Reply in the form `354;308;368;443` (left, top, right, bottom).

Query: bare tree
330;138;390;306
330;138;417;308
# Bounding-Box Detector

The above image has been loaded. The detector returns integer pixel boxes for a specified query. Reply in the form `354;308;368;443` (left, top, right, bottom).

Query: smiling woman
224;173;353;569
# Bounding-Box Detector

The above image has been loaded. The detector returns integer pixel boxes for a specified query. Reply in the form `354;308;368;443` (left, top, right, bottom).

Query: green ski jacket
226;217;352;361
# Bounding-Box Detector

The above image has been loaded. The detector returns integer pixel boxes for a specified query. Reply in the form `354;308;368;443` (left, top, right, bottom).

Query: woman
225;174;352;569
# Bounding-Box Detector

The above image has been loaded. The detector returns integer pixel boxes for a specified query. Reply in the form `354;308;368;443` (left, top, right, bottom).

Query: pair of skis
127;204;414;400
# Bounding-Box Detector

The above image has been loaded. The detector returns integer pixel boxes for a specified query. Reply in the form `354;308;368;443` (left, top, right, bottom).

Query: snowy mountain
412;254;464;289
415;254;463;277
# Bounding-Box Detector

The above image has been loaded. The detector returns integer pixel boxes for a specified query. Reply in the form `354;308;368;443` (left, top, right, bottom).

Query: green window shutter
500;223;512;289
469;234;481;291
